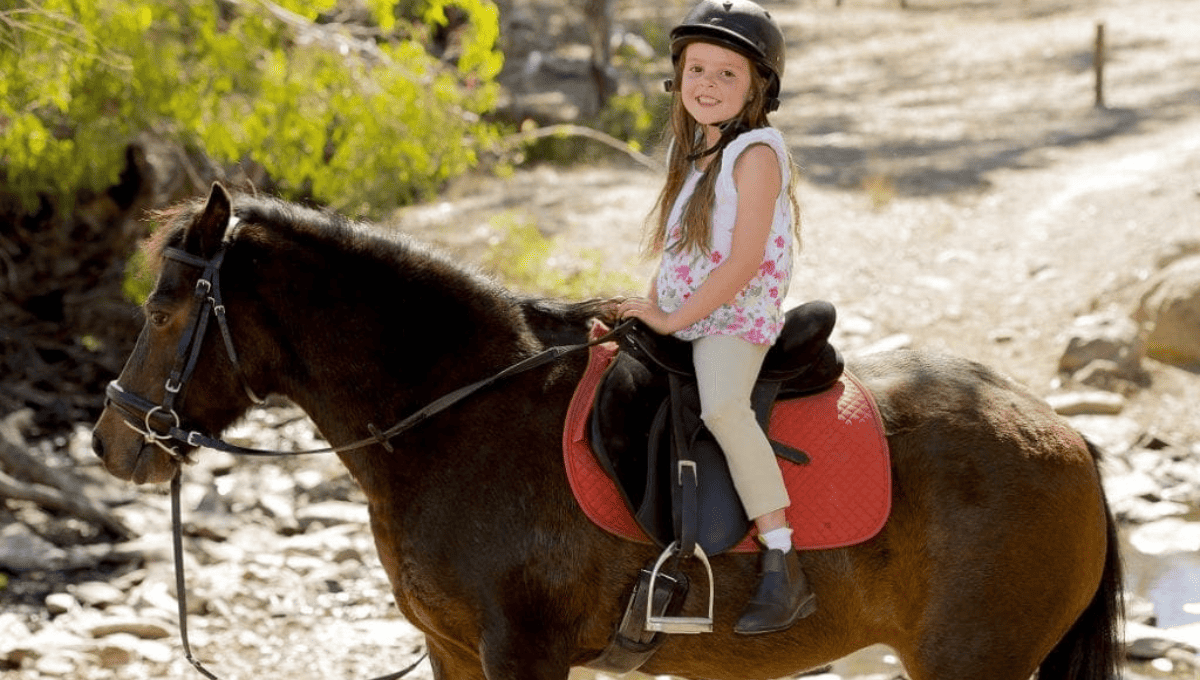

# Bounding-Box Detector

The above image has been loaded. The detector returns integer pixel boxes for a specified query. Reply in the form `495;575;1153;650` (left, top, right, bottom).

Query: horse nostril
91;432;105;460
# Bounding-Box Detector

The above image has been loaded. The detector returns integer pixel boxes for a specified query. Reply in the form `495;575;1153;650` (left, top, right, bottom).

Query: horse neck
239;237;541;479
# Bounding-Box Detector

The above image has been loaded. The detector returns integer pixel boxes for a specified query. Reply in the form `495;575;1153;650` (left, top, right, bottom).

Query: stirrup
645;540;714;634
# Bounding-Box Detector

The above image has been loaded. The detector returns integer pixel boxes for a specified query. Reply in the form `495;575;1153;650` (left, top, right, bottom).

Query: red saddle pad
563;331;892;552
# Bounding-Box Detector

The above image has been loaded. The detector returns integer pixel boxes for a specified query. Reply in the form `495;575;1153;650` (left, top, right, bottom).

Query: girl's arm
620;143;781;334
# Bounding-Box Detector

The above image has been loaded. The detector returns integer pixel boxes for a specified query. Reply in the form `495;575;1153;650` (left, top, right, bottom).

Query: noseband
105;218;265;463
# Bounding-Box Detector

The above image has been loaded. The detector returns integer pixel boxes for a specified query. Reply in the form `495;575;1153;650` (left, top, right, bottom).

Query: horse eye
148;311;169;327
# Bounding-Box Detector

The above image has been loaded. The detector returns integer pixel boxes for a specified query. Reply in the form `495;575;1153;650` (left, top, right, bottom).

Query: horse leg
427;638;487;680
890;490;1108;679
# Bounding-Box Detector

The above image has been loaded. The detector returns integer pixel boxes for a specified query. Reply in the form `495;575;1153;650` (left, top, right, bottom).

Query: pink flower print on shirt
769;287;779;299
710;251;724;264
759;261;775;276
775;236;786;248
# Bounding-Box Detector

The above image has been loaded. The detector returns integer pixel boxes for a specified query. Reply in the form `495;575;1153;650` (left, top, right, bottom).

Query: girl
617;0;814;635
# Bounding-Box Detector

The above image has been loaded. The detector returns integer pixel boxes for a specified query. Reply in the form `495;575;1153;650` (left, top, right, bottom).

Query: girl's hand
617;297;676;335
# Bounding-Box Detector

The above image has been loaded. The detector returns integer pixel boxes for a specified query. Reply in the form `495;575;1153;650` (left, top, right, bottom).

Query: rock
88;618;172;640
87;633;173;665
280;524;357;559
70;580;126;608
1058;312;1146;383
34;653;79;676
1136;255;1200;367
45;592;79;615
1045;390;1126;416
92;642;136;667
0;612;34;662
1128;635;1189;660
1129;518;1200;555
1126;620;1200;660
295;500;369;530
1072;359;1135;393
1066;414;1144;453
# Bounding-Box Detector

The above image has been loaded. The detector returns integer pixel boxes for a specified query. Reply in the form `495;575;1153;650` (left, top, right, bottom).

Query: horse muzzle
93;381;192;484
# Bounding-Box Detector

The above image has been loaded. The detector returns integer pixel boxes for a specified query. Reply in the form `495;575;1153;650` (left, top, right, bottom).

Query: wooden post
1094;22;1106;109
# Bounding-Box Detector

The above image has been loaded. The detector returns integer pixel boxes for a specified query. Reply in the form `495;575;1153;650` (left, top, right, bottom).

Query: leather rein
103;221;632;679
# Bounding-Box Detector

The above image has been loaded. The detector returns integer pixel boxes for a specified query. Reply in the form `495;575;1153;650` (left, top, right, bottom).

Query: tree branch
0;410;133;539
501;124;662;172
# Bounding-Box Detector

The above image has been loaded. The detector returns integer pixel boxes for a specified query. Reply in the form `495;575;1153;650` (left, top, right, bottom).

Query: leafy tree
0;0;504;429
0;0;504;217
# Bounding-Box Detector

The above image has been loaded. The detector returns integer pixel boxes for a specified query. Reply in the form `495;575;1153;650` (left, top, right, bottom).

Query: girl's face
679;41;754;131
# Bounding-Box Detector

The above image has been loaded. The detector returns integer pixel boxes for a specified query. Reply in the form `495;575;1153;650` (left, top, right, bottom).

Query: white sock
760;527;794;553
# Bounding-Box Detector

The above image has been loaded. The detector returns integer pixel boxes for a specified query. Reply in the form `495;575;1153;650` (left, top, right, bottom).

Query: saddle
588;300;844;559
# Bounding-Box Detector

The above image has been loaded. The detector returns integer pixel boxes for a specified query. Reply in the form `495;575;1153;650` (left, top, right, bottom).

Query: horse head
92;183;268;483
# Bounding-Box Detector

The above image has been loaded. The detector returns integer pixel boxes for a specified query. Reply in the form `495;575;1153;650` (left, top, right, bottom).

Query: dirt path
405;0;1200;447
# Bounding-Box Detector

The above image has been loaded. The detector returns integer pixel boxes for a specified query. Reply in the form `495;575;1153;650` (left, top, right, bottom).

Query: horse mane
142;191;618;349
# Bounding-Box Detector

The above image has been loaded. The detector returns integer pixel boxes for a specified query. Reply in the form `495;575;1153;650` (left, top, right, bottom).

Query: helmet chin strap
686;116;751;162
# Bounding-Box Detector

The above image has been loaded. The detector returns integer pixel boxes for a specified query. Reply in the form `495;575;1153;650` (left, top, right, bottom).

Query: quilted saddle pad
563;337;892;552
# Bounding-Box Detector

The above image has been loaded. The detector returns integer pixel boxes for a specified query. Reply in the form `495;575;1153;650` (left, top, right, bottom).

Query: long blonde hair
645;51;802;257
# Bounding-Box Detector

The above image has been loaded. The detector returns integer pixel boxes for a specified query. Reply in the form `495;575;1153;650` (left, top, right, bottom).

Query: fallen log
0;409;133;539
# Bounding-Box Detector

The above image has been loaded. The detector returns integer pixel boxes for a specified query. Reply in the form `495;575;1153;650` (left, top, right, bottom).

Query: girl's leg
692;334;816;634
691;334;787;519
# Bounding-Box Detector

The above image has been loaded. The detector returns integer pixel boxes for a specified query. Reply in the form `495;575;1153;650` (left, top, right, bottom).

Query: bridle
101;215;633;679
104;219;266;466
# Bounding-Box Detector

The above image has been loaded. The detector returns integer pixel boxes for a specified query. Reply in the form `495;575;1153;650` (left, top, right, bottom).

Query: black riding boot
734;547;816;635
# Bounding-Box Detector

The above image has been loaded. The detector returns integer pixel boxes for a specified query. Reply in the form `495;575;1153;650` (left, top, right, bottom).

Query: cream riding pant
692;334;791;520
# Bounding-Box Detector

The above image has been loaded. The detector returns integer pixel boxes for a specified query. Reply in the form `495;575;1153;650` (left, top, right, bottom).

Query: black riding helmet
665;0;786;113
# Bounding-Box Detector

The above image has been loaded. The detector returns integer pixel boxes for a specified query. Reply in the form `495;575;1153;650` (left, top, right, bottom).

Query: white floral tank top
655;127;794;345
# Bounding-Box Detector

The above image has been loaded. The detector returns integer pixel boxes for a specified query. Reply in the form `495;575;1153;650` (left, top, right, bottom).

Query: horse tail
1037;438;1124;680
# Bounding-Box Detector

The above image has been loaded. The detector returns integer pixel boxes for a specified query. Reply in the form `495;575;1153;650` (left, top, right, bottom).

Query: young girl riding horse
617;0;812;635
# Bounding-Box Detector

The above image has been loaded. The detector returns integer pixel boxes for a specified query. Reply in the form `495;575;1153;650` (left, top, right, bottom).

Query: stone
1045;390;1126;416
71;580;126;608
295;500;369;530
88;619;172;640
1136;255;1200;367
1129;518;1200;556
1058;312;1145;381
45;592;79;615
34;653;79;676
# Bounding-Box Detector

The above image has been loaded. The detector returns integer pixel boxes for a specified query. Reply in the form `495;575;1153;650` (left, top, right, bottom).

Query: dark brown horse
92;185;1121;680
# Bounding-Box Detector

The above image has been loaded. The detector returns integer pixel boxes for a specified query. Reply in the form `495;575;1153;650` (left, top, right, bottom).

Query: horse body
92;186;1120;680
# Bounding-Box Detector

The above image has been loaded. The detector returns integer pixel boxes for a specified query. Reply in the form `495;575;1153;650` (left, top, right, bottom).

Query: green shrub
0;0;505;218
482;212;638;298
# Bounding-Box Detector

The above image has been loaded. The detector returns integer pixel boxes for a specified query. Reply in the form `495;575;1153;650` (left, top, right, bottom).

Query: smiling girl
617;0;812;635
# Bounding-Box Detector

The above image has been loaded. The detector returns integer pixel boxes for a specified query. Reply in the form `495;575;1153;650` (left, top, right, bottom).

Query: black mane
151;191;617;350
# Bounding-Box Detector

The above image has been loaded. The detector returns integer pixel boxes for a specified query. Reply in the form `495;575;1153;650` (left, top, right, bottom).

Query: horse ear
185;182;233;258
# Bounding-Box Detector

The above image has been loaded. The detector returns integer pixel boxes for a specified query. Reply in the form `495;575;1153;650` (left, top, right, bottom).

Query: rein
107;220;634;679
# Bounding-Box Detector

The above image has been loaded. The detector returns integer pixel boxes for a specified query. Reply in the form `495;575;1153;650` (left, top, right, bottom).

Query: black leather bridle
104;220;266;465
101;216;632;678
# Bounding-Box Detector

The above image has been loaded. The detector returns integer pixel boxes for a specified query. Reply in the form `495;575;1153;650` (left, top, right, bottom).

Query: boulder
1136;254;1200;367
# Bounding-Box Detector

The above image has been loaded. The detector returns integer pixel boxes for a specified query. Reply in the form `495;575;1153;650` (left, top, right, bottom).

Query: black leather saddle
588;300;844;557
